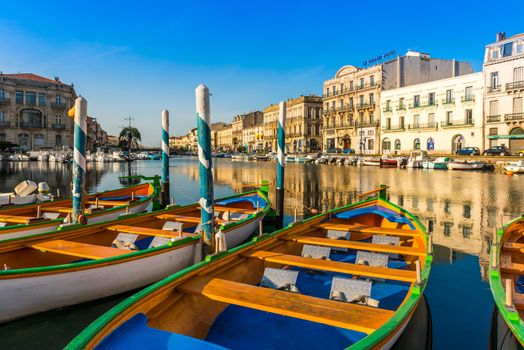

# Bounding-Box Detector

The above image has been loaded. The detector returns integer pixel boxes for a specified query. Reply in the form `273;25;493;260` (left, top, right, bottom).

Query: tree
118;127;142;150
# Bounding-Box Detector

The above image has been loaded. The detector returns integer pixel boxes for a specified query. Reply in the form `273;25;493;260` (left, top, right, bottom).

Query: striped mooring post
196;84;215;250
72;97;88;224
276;101;286;229
160;109;170;207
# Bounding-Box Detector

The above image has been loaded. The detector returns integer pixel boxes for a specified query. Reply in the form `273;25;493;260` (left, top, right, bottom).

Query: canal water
0;158;523;349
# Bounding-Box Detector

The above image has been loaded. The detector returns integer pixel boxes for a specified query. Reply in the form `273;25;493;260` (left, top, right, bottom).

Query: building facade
230;111;263;151
483;32;524;153
322;52;473;154
263;95;322;153
0;73;77;150
215;124;233;151
380;72;484;154
86;117;109;152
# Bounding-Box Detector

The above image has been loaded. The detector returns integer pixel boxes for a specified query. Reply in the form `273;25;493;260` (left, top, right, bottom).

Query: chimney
451;59;456;78
496;32;506;42
54;76;60;82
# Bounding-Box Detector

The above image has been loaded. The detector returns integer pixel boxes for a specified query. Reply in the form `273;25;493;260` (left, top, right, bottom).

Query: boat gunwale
0;189;270;278
0;182;157;234
488;216;524;345
66;195;432;350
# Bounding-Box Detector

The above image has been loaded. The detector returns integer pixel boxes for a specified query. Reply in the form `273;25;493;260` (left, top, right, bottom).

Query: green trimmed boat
67;187;432;350
489;216;524;349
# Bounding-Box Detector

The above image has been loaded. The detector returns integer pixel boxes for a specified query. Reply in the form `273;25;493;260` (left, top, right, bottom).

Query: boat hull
448;162;484;170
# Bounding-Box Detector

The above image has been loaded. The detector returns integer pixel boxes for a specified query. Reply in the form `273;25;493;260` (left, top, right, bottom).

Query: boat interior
498;219;524;318
0;193;266;271
0;184;153;228
95;201;428;350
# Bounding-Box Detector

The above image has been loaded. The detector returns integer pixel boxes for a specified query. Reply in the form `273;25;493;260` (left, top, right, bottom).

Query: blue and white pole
276;101;286;229
196;84;215;248
160;109;170;207
72;97;87;224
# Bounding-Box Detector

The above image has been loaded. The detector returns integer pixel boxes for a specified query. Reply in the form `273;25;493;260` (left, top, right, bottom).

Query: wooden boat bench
177;276;394;334
282;236;426;257
85;200;131;207
107;225;185;238
30;239;130;260
212;206;257;214
245;251;417;282
156;214;226;225
41;206;73;214
315;223;418;238
0;214;44;225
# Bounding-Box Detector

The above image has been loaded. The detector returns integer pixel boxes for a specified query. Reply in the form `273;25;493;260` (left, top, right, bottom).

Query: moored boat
447;160;485;171
362;156;381;166
0;183;156;242
488;216;524;348
380;155;398;167
505;160;524;174
0;188;270;323
67;187;431;350
422;157;453;170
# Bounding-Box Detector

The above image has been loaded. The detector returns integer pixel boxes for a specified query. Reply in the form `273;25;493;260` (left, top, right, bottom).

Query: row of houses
0;73;110;151
174;32;524;155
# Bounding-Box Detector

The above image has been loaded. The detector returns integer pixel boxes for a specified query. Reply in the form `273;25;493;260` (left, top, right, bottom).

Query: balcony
461;96;475;103
354;82;378;91
382;124;405;132
396;105;406;111
360;121;378;128
356;102;374;110
441;98;455;106
382;107;393;113
486;115;501;123
487;85;501;93
322;122;354;131
409;102;437;109
51;102;66;109
441;119;474;127
0;97;10;105
52;123;66;130
506;81;524;93
19;122;43;129
0;121;10;128
504;112;524;122
408;122;437;130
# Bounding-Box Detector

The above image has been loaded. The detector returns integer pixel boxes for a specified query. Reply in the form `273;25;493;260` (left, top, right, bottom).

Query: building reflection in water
178;159;524;280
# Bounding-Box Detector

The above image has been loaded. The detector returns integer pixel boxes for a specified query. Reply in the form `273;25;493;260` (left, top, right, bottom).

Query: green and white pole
72;97;87;224
160;109;170;207
276;101;286;229
196;84;215;249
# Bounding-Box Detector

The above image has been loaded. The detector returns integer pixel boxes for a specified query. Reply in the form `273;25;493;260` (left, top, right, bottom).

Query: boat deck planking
30;239;130;260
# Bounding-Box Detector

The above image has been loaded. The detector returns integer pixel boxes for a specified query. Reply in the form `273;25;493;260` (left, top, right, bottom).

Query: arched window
395;139;401;150
382;138;391;151
427;137;435;151
19;108;42;128
413;138;421;150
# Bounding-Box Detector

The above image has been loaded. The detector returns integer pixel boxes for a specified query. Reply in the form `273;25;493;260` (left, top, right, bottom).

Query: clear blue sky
1;0;523;145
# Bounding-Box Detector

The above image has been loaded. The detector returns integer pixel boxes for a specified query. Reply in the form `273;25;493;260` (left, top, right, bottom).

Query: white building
483;32;524;153
380;72;484;154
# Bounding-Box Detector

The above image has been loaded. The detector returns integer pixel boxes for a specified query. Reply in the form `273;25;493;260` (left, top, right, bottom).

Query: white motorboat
505;160;524;174
448;160;485;171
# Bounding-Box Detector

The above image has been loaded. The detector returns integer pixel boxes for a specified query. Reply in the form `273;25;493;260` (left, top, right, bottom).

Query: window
465;109;473;124
349;81;354;91
490;72;499;89
15;91;23;104
38;93;46;106
444;199;451;213
359;95;364;105
428;92;435;105
503;42;513;57
55;135;62;147
326;87;330;96
395;139;401;150
413;115;420;128
492;50;499;60
446;111;453;124
331;101;335;109
399;97;404;109
56;114;62;126
24;92;36;106
398;195;404;207
367;139;374;150
20;108;42;128
427;219;434;233
445;89;453;103
333;86;337;95
514;97;523;114
0;111;5;122
490;100;499;116
56;95;62;104
444;222;452;237
462;226;472;239
386;100;391;110
339;99;344;108
370;75;375;86
428;113;435;125
0;133;5;142
464;86;473;100
413;95;420;107
413;138;420;150
369;111;374;124
517;44;523;55
489;127;498;136
514;67;524;82
340;83;344;92
0;89;4;99
359;78;364;89
463;204;471;218
412;197;419;209
349;97;353;108
369;93;374;105
427;198;434;211
399;116;405;129
386;118;391;129
382;138;391;150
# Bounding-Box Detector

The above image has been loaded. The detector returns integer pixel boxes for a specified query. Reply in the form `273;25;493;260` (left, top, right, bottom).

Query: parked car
516;149;524;157
456;147;480;156
482;145;511;156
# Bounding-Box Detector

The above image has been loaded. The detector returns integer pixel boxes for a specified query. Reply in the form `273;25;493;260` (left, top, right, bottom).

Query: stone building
216;124;232;151
231;111;263;151
483;32;524;153
86;117;109;152
0;73;77;150
263;95;322;153
322;52;473;153
380;72;484;154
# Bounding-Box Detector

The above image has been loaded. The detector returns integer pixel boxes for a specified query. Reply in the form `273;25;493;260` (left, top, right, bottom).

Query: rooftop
1;73;60;84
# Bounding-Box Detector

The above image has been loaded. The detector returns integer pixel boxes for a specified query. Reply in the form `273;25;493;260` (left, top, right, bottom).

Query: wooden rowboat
0;183;156;243
67;188;432;350
489;216;524;348
0;188;270;323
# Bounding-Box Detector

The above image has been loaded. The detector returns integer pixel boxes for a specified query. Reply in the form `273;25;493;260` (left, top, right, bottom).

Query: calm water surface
0;158;523;349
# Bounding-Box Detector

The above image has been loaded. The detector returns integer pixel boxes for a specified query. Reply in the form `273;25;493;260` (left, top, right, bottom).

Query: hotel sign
363;50;396;67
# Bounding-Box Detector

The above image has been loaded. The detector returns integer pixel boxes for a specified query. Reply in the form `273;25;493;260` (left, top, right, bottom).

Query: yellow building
263;95;322;153
216;124;233;151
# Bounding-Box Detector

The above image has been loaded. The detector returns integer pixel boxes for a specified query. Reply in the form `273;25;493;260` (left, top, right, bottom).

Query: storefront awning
487;134;524;139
